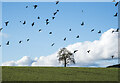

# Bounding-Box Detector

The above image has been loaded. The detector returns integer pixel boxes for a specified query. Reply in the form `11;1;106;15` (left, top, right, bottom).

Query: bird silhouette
69;29;71;31
87;50;90;53
0;45;1;47
19;41;22;44
76;35;79;38
115;2;119;6
81;22;84;26
49;32;52;34
64;37;67;41
111;55;114;59
91;29;94;32
34;5;37;9
26;6;28;8
46;19;49;22
0;28;3;32
112;30;114;33
5;21;9;26
116;28;119;32
38;16;40;19
46;22;49;25
98;30;101;34
23;21;26;25
114;13;118;17
52;17;55;19
54;12;57;16
6;41;9;45
27;39;30;42
56;1;59;4
51;43;55;46
74;50;78;53
39;29;42;32
32;22;35;26
57;10;59;12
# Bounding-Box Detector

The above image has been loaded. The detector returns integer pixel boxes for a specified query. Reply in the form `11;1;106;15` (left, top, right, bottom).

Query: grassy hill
2;67;119;81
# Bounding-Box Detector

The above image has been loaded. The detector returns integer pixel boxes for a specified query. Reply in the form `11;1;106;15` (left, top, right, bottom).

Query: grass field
2;67;119;81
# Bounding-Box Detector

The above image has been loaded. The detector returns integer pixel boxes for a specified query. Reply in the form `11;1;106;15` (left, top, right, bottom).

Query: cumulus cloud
2;29;119;67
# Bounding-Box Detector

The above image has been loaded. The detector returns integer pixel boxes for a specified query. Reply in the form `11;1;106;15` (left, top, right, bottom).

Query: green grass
2;66;119;81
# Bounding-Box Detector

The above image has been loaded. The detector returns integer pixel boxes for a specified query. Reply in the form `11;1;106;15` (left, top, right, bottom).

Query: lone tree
57;48;75;67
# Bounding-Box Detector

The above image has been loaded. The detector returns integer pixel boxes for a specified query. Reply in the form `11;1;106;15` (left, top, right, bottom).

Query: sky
1;2;119;67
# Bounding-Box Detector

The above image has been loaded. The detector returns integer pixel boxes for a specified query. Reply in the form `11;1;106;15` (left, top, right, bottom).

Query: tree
57;48;75;67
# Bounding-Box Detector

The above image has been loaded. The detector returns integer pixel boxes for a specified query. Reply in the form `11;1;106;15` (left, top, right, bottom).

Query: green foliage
2;67;119;81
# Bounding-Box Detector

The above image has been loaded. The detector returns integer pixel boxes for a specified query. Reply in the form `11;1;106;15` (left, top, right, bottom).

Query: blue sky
1;2;118;64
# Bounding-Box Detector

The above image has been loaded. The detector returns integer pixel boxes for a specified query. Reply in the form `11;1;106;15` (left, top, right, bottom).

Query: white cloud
2;29;119;67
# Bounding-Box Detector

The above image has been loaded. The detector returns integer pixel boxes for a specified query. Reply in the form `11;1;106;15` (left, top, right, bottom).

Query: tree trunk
64;58;66;67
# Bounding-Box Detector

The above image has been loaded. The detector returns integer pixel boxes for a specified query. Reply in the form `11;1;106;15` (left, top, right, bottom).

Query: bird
34;5;37;9
6;41;9;45
74;50;78;53
69;29;71;31
98;30;101;34
87;50;90;53
76;35;79;38
20;21;22;22
19;41;22;44
52;17;55;19
27;39;30;42
56;1;59;4
49;32;52;34
23;21;26;25
39;29;42;32
26;6;28;8
116;28;119;32
57;10;59;12
46;22;49;25
38;29;42;32
81;22;84;26
112;30;114;33
82;10;83;12
0;45;1;47
64;37;67;41
115;2;119;6
114;13;118;17
5;21;9;26
46;19;49;22
51;43;55;46
32;22;35;26
38;16;40;19
54;12;57;16
111;55;114;59
91;29;94;32
0;28;3;32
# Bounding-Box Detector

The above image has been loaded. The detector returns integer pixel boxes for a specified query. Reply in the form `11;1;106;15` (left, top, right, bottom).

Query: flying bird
27;39;30;42
39;29;42;32
54;12;57;16
51;43;55;46
56;1;59;4
0;45;1;47
34;5;37;9
19;41;22;44
64;37;67;41
23;21;26;25
82;10;83;12
49;32;52;34
26;6;28;8
76;35;79;38
81;22;84;26
0;28;3;32
74;50;78;53
6;41;9;45
38;16;40;19
98;30;101;34
87;50;90;53
46;19;49;22
112;30;114;33
52;17;55;19
115;2;119;6
114;13;118;17
116;28;119;32
91;29;94;32
111;55;114;59
32;22;35;26
57;10;59;12
46;22;49;25
5;21;9;26
69;29;71;31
